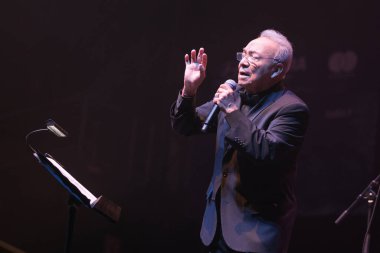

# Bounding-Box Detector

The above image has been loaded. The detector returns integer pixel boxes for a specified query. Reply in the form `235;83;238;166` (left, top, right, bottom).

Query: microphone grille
225;79;237;90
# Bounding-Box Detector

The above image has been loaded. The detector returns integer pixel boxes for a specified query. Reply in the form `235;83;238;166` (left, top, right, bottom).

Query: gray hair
259;29;293;74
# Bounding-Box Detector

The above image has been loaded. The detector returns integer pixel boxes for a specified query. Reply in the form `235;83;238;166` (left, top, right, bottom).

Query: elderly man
170;29;309;253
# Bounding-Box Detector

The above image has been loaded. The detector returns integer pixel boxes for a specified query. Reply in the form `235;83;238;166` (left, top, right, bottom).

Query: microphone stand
335;173;380;253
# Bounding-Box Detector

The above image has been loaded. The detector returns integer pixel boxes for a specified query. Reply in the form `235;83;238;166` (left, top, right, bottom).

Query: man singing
170;29;309;253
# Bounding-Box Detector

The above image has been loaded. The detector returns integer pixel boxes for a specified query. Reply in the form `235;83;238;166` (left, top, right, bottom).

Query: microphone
201;79;237;133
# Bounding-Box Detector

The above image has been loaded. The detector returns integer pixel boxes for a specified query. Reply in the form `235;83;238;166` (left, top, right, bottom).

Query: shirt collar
238;82;284;106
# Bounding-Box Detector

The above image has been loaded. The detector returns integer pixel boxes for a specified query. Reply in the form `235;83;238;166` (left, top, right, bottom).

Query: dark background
1;0;380;252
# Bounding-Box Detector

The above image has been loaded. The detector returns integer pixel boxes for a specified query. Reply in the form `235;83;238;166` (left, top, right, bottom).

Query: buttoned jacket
170;84;309;253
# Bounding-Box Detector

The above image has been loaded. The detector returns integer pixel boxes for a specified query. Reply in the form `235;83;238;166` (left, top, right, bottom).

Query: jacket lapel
247;88;285;121
209;88;285;200
209;116;229;200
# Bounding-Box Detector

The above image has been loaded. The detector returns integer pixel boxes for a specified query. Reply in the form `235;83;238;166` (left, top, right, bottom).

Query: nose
239;56;249;67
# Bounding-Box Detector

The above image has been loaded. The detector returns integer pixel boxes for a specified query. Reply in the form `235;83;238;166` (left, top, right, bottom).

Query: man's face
238;37;281;94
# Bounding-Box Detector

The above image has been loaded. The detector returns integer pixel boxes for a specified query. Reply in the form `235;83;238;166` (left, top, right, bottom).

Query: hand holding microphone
201;79;238;132
213;80;239;113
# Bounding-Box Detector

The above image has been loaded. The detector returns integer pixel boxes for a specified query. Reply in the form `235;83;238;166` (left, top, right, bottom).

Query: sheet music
45;156;97;206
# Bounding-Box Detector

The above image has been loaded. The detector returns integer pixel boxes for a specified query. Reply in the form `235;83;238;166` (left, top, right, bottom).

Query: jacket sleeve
170;91;216;136
224;102;309;162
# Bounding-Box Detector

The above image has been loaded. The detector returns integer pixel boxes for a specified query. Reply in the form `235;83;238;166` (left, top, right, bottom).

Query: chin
238;77;248;85
238;77;253;87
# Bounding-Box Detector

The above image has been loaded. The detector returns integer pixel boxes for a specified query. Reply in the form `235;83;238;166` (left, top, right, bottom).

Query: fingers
197;48;207;70
201;53;208;70
219;83;234;92
213;87;239;113
213;83;234;101
191;49;197;63
184;51;195;65
185;48;207;67
197;48;204;62
213;92;220;104
214;89;228;100
213;92;232;104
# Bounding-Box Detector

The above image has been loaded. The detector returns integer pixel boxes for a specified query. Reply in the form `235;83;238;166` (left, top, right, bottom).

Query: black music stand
27;120;121;253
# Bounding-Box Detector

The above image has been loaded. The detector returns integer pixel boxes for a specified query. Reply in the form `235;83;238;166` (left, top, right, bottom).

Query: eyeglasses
236;52;280;65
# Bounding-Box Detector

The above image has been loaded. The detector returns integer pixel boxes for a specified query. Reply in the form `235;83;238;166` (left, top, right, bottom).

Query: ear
271;63;284;79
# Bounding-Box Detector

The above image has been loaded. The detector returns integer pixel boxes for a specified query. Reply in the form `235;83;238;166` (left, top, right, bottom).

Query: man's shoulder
275;89;309;112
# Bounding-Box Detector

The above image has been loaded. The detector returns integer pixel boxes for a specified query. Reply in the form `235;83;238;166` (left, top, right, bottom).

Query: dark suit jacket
170;84;309;253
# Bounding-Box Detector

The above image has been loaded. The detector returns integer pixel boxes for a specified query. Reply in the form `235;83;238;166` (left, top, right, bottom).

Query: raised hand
182;48;208;97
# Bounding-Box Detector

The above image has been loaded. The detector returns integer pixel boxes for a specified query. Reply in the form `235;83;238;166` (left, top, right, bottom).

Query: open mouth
239;71;250;77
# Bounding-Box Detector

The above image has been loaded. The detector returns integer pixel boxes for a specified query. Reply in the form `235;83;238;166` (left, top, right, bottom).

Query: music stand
26;119;121;253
